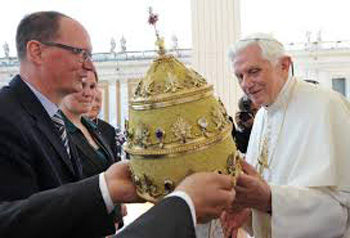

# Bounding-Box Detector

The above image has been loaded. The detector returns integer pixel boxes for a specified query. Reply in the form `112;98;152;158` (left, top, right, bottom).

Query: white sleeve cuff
166;191;197;226
99;172;115;214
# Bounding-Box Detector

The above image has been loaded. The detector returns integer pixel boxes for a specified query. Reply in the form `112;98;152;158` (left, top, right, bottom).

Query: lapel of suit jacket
93;128;116;164
10;76;77;177
67;137;83;178
80;118;116;165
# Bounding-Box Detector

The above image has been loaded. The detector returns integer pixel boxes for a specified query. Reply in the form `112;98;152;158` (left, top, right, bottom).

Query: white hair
228;33;286;64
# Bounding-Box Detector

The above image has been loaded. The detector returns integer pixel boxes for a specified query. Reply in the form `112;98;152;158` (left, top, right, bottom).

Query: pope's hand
220;207;251;238
104;161;144;204
175;172;236;224
234;160;271;213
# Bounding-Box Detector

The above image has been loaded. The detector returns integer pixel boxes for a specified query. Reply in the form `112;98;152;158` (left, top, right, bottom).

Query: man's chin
250;94;269;107
250;96;261;106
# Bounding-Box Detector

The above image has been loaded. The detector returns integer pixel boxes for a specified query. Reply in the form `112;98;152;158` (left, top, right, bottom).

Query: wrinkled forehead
233;45;265;72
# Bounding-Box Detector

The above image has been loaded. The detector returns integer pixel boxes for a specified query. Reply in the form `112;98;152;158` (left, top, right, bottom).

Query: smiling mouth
248;89;260;97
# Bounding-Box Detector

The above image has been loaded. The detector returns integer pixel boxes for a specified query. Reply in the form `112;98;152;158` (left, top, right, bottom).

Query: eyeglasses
40;41;92;62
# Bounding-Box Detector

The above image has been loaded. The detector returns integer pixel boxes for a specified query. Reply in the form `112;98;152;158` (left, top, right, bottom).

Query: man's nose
83;58;94;71
241;75;253;90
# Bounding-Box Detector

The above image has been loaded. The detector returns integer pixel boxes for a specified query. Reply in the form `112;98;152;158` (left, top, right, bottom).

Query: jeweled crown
124;8;240;202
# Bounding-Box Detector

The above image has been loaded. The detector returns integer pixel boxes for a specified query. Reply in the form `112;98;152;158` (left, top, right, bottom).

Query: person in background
85;78;125;161
61;68;127;230
230;95;260;153
61;70;118;178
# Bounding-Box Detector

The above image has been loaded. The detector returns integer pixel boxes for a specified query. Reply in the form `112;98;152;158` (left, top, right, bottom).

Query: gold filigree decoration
212;107;228;131
125;126;231;156
133;174;162;198
189;68;207;86
164;73;183;93
130;85;213;111
198;117;211;137
133;79;144;98
226;152;242;182
134;123;151;148
126;104;233;152
131;56;210;99
144;80;155;96
125;120;135;148
218;98;229;119
172;117;193;143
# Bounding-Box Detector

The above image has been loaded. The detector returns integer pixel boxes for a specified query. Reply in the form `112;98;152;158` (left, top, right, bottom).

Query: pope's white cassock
245;76;350;238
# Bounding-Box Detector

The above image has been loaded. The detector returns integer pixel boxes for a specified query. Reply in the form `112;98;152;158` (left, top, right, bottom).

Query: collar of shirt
22;78;59;118
62;114;97;134
263;76;296;114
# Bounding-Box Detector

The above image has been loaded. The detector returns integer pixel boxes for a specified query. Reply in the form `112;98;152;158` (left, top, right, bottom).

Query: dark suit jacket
66;117;124;227
118;196;196;238
96;118;124;161
0;75;115;237
66;117;116;178
0;175;114;238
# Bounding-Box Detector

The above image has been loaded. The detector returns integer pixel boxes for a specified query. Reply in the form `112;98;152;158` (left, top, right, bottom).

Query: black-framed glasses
40;41;92;62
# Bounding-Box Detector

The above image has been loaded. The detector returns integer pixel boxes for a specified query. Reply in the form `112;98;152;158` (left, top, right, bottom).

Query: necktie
52;110;71;157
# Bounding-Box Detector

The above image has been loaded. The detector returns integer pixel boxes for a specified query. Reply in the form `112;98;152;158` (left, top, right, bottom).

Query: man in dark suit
0;11;122;237
0;11;236;238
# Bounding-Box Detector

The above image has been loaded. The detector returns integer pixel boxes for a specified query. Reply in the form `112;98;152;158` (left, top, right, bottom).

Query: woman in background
61;69;126;230
85;86;125;161
61;70;117;177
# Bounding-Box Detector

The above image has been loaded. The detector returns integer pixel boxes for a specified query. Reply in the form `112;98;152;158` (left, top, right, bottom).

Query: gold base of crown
129;132;240;202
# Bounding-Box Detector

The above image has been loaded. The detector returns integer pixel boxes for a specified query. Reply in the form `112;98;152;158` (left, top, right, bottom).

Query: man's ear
26;40;44;65
279;56;292;73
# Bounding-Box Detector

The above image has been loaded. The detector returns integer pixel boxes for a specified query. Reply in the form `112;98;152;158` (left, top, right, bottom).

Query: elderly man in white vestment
220;33;350;238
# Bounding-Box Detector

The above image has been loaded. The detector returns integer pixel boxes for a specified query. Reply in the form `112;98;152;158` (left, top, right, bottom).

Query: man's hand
234;160;271;212
220;207;251;238
175;172;236;224
121;203;127;217
104;161;144;204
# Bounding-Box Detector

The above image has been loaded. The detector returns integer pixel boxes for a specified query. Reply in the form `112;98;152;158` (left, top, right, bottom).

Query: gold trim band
130;85;213;110
124;123;232;157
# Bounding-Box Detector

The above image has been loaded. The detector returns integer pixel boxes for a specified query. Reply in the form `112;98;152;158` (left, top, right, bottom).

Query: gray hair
228;33;286;64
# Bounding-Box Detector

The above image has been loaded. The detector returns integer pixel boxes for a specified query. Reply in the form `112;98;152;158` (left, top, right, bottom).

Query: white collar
264;76;296;114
